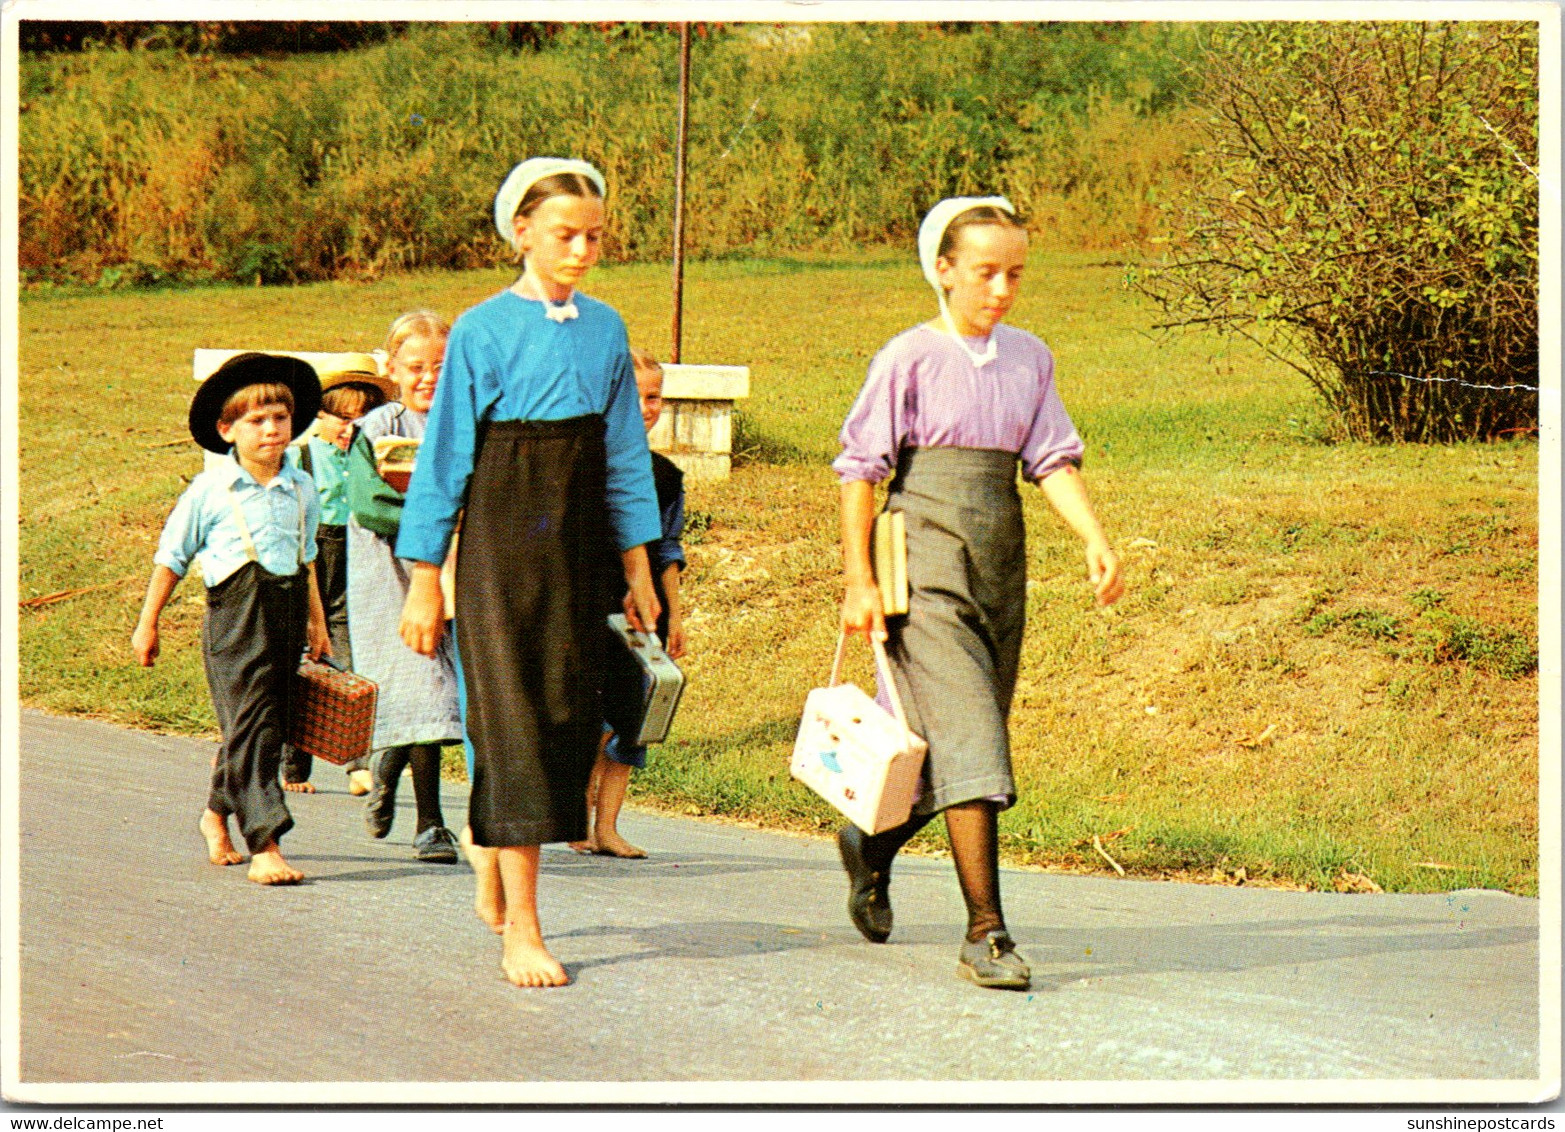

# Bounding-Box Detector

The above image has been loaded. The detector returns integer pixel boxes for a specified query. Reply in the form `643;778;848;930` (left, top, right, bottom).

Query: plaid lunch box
287;656;378;765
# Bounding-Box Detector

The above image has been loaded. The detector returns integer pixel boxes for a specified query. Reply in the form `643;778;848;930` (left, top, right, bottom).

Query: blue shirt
395;289;661;564
154;454;320;587
288;436;352;526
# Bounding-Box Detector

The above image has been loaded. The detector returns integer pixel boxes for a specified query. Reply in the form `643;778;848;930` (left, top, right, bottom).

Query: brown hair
936;205;1027;262
320;383;384;420
218;383;294;429
385;310;450;365
516;172;603;221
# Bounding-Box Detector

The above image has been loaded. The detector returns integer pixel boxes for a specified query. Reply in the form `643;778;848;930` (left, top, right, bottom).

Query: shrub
20;22;1201;286
1130;22;1539;442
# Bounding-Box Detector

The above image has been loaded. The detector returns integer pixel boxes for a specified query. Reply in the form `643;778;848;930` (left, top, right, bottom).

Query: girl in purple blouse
834;196;1125;991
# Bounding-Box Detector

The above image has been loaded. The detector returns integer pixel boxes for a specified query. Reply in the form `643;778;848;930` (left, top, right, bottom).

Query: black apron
456;416;620;847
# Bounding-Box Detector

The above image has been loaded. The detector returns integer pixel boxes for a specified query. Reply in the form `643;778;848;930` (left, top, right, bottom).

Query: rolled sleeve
152;483;203;580
832;348;904;484
1019;352;1085;484
652;489;687;574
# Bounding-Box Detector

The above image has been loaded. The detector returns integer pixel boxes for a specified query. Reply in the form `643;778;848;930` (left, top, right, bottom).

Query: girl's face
934;223;1028;338
390;332;446;413
513;192;605;301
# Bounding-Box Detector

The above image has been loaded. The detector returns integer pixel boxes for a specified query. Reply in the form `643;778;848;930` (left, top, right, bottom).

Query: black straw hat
189;353;322;454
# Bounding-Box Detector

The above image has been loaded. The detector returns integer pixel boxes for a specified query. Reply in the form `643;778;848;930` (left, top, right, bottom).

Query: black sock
860;809;937;875
945;801;1005;943
410;744;445;835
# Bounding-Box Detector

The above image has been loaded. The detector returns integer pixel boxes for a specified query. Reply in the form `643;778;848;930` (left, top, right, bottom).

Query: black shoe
414;825;459;863
838;825;892;943
364;779;396;839
957;930;1031;990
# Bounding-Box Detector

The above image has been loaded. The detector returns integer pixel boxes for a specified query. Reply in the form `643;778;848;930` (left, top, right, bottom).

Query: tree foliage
1131;23;1538;442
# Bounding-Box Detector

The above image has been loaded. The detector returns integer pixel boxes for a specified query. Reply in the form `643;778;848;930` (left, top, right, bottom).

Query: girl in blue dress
396;158;661;988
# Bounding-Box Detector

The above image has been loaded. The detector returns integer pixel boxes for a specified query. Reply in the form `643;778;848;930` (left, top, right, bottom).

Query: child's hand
665;617;686;660
307;616;332;661
842;579;887;643
1086;541;1124;607
132;621;159;667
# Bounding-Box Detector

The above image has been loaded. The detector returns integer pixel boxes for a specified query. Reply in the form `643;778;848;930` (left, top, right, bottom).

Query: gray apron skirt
880;447;1026;815
455;415;620;848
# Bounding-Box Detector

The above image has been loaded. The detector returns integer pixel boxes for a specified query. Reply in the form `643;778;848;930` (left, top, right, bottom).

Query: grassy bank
17;252;1539;895
20;22;1197;286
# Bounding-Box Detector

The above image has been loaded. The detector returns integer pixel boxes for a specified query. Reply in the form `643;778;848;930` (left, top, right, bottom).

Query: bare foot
282;780;316;794
501;921;569;987
248;842;304;885
199;809;245;866
592;830;646;859
568;839;595;855
461;826;505;933
346;769;373;796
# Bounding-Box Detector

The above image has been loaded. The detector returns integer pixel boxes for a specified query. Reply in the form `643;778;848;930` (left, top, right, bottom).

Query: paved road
8;710;1549;1103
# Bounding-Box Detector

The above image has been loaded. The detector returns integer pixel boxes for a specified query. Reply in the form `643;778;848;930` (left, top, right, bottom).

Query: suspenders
225;478;308;570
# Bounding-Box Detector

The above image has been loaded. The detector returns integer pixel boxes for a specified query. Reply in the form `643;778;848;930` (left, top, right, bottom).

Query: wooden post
671;22;691;363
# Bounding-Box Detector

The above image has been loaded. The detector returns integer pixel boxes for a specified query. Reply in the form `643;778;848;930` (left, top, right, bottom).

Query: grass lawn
16;251;1540;894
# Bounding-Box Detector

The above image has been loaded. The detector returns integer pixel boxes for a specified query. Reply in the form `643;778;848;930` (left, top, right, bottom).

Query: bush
20;22;1200;286
1130;22;1539;442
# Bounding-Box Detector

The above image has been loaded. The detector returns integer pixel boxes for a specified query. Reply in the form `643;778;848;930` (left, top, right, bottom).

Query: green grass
17;250;1540;895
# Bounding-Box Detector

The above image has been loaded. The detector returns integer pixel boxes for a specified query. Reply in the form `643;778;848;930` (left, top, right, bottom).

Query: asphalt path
8;710;1549;1104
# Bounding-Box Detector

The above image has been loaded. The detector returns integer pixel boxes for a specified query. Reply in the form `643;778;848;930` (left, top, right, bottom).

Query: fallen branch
145;436;197;449
20;576;136;609
1092;834;1126;877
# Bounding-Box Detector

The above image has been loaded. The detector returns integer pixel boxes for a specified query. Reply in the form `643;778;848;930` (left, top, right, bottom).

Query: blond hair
629;347;662;378
384;310;450;364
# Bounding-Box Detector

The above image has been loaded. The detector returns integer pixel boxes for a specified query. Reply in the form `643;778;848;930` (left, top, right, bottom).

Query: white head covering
493;157;608;322
917;195;1016;367
493;157;607;242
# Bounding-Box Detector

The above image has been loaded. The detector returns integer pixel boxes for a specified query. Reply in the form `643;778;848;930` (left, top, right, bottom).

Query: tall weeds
21;22;1200;285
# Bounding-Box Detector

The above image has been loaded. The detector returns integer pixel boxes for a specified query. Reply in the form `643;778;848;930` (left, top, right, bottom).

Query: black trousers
203;561;307;852
282;526;366;780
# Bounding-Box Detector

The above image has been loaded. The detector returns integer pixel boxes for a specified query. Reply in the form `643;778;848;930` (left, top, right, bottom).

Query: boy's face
217;401;293;469
315;409;357;450
635;365;664;433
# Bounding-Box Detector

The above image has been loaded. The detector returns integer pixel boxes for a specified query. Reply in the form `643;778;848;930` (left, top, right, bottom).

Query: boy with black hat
132;353;331;885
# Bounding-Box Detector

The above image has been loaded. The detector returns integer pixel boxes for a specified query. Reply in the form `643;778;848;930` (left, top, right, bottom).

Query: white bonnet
917;195;1016;291
493;157;608;241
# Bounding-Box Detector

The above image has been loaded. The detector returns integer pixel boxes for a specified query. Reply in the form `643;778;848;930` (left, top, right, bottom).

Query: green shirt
294;435;353;526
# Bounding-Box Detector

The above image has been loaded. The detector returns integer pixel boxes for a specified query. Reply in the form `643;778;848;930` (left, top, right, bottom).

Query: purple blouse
833;324;1084;485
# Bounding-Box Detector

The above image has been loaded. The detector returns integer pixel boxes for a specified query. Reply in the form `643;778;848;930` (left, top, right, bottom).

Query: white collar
513;269;579;322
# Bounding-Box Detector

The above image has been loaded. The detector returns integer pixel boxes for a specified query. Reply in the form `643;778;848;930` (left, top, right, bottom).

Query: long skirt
456;416;620;847
880;446;1027;816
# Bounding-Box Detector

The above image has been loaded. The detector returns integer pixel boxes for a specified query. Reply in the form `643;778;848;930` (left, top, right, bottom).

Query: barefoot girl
833;197;1124;989
133;353;330;885
345;312;463;863
396;158;662;987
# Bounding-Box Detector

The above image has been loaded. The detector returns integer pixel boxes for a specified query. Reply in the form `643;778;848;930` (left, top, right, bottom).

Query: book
372;436;420;493
872;510;908;616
